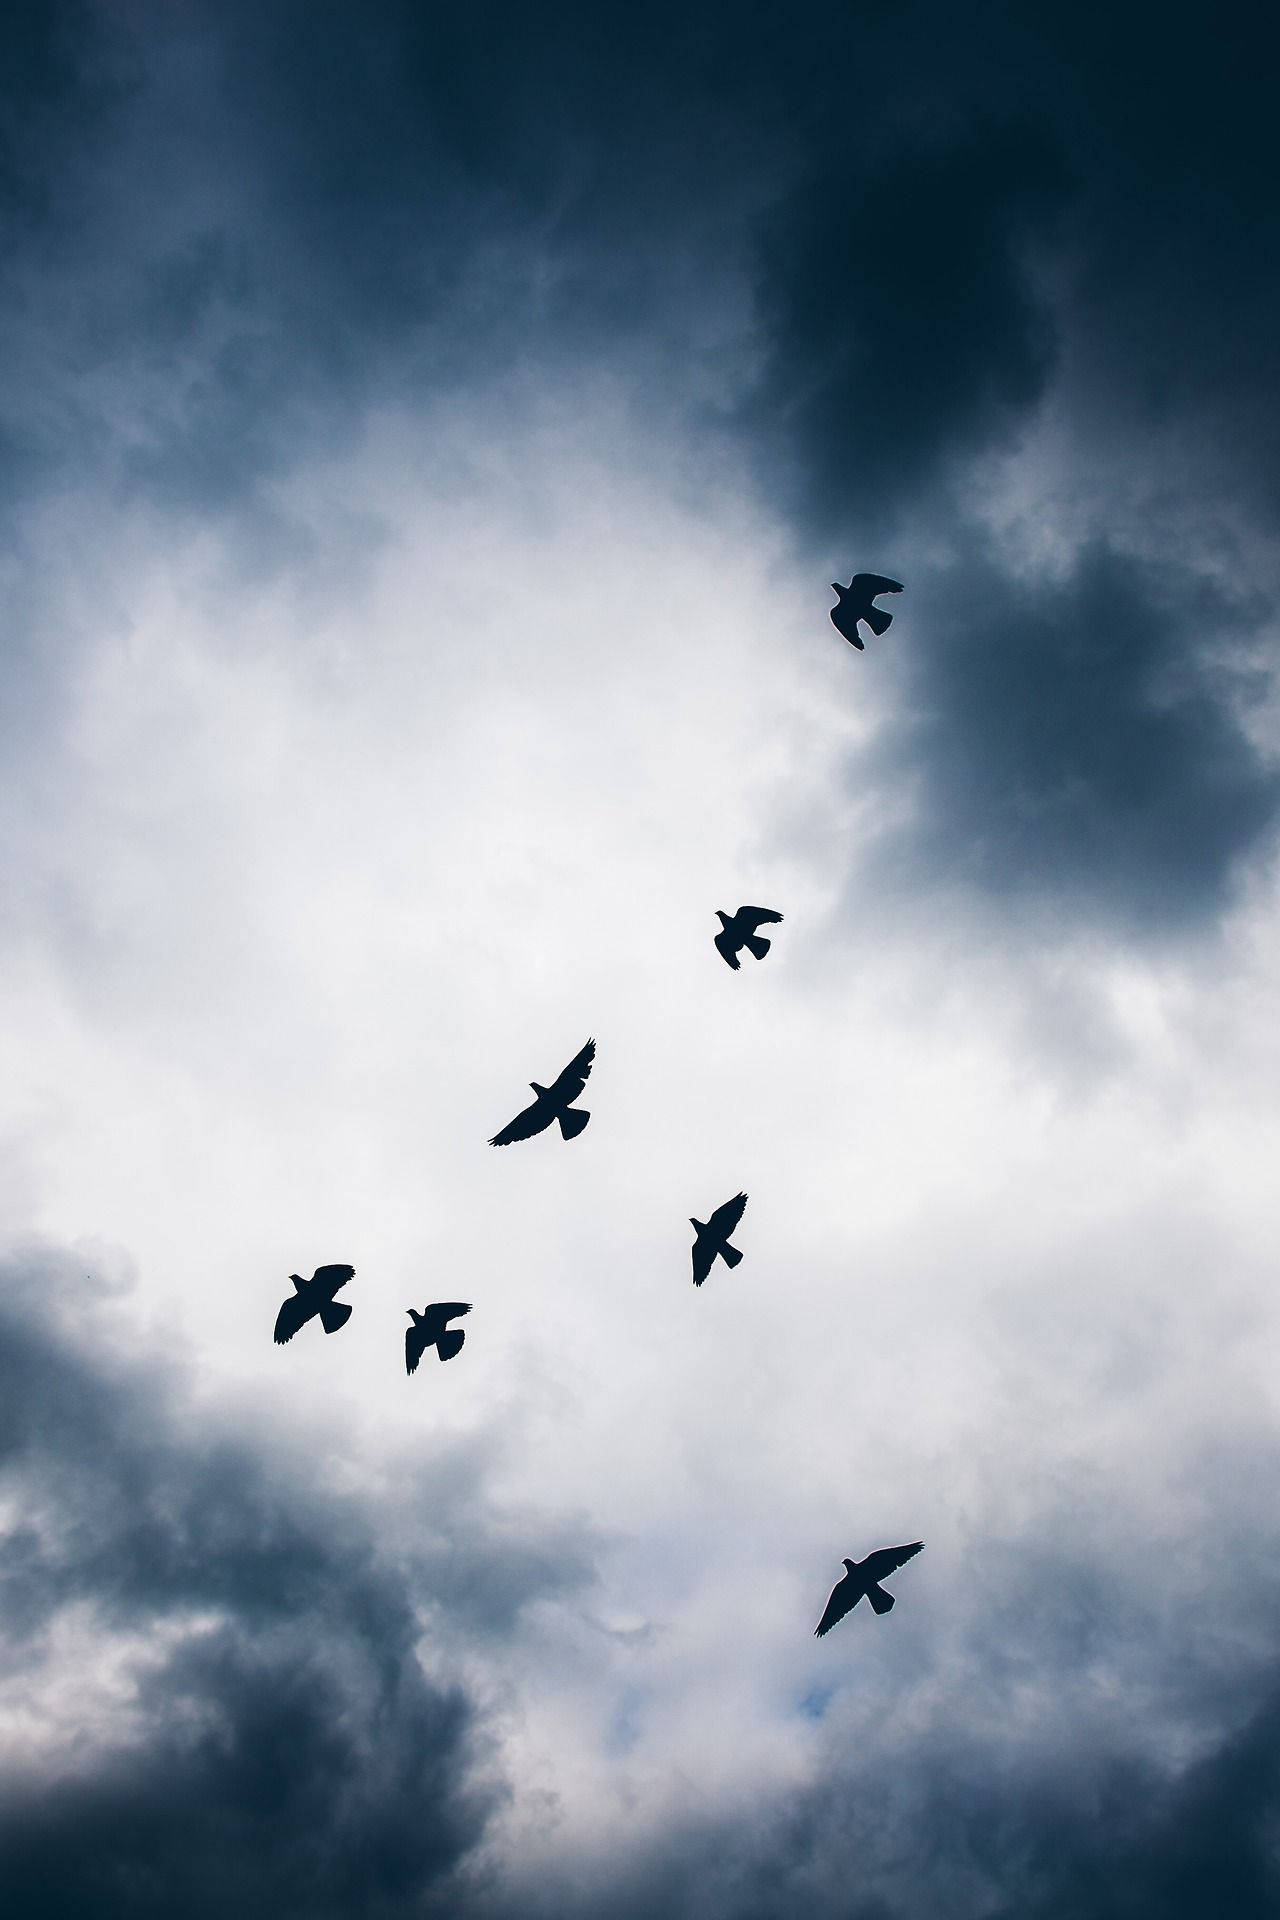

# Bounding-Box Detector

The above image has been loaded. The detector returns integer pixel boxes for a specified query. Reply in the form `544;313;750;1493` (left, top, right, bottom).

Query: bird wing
274;1291;313;1345
311;1263;354;1297
714;929;741;968
814;1573;859;1637
489;1094;551;1146
550;1037;596;1101
853;574;904;597
861;1541;924;1581
708;1191;748;1236
691;1232;716;1286
829;603;864;648
422;1302;472;1336
405;1322;428;1376
737;906;783;931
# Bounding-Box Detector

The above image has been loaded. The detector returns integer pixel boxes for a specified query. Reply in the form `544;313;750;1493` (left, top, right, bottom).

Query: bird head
407;1309;422;1322
843;1558;857;1572
690;1217;705;1232
530;1081;548;1096
715;910;730;927
831;582;847;596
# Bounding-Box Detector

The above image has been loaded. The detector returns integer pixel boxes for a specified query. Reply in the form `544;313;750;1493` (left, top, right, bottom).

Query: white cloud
4;379;1280;1888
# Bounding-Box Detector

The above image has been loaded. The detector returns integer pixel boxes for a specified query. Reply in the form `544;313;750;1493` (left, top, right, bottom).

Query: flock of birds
273;573;922;1638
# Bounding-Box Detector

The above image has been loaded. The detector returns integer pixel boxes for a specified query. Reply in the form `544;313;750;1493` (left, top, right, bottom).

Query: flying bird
489;1038;595;1146
690;1191;748;1286
406;1302;472;1374
814;1542;924;1635
273;1264;355;1345
830;573;904;649
714;905;783;970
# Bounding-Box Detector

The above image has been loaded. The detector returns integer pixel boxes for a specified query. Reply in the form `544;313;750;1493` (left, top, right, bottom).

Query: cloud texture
3;3;1280;1914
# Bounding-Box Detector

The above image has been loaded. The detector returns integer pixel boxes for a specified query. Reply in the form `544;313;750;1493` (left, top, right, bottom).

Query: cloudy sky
3;4;1279;1913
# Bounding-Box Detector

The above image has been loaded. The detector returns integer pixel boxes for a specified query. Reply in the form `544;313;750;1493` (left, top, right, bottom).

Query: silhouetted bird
490;1038;595;1146
715;905;783;970
830;573;904;649
406;1302;471;1374
690;1191;748;1285
814;1542;924;1635
273;1264;355;1344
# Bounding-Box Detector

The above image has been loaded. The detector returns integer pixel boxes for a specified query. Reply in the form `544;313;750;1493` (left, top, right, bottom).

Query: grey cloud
730;11;1280;933
482;1483;1280;1920
0;1625;482;1920
0;3;108;222
3;3;1276;544
747;123;1068;540
0;0;760;533
4;2;1272;938
851;539;1279;931
0;1247;594;1916
737;7;1280;542
476;1688;1280;1920
704;1694;1280;1920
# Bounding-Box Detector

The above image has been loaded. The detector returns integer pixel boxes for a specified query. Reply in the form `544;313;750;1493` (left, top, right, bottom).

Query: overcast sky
3;5;1280;1915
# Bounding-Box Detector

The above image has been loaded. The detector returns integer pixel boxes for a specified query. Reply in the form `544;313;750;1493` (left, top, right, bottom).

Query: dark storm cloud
1027;12;1280;512
0;0;766;527
742;7;1280;539
10;1229;1280;1920
739;11;1280;927
815;1686;1280;1920
6;3;1274;538
0;1248;592;1917
1;1;1276;922
854;539;1279;929
476;1677;1280;1920
1;1627;481;1919
487;1485;1280;1920
616;1689;1280;1920
0;2;105;218
748;122;1068;539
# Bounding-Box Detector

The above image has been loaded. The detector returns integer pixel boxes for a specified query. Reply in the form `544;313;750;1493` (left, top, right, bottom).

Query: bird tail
558;1107;590;1140
437;1329;465;1362
864;604;892;637
319;1300;352;1335
743;932;771;961
867;1583;895;1615
720;1241;743;1268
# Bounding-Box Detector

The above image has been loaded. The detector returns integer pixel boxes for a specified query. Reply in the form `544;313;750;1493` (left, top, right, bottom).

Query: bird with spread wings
489;1038;596;1146
829;573;904;649
690;1191;748;1286
814;1542;924;1635
273;1264;355;1345
714;905;783;970
406;1302;471;1374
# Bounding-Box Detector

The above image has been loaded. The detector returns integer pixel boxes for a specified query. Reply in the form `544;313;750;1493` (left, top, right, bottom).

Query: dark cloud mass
861;541;1279;928
2;2;1276;527
0;1250;506;1917
750;123;1068;537
2;2;1276;926
3;10;1280;1903
7;1251;1280;1918
638;1692;1280;1920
